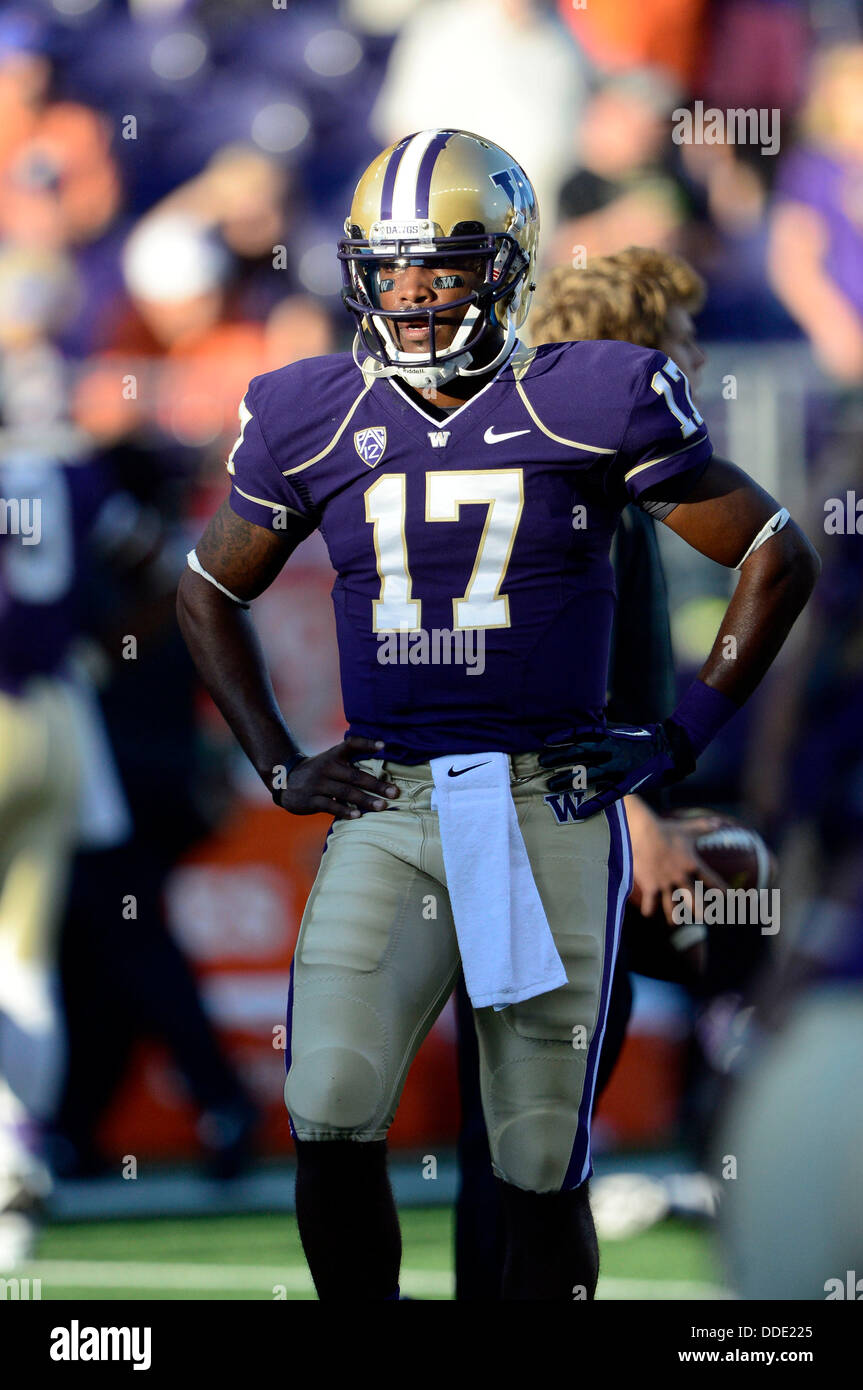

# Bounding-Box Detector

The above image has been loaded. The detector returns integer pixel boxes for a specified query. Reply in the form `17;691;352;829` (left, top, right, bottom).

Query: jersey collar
356;336;527;436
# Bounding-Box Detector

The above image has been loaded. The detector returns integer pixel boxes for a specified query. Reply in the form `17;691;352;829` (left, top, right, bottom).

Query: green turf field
17;1211;730;1300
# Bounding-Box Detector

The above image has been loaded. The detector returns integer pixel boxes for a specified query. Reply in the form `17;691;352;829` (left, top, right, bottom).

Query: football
663;807;777;893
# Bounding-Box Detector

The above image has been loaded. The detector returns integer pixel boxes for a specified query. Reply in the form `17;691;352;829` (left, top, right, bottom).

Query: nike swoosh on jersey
448;761;491;777
483;426;531;444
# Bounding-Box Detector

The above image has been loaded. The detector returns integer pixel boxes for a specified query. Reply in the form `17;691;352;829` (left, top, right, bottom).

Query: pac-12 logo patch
354;426;387;468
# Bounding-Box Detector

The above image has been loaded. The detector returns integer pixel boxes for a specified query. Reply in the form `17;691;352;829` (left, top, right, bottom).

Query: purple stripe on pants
563;800;632;1189
284;957;297;1140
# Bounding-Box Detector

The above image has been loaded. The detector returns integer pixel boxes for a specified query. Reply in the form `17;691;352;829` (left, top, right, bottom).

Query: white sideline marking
17;1261;731;1299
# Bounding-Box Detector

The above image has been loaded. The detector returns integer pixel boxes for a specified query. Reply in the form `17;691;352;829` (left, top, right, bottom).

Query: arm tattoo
195;500;295;601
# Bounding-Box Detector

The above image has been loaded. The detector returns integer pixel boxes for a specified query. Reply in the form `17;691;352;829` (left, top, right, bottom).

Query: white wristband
736;508;790;569
186;549;250;608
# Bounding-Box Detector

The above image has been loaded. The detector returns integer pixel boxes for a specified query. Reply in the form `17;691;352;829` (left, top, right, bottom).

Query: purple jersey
227;339;712;760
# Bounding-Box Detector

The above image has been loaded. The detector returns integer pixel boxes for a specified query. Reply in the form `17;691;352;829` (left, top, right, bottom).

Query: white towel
430;753;567;1010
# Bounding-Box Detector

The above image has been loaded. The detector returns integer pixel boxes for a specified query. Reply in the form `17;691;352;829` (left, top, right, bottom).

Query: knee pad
485;1054;584;1192
491;1107;579;1192
285;1046;384;1135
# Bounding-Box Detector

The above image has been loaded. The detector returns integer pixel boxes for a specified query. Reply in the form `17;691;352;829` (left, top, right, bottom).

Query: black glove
538;719;696;820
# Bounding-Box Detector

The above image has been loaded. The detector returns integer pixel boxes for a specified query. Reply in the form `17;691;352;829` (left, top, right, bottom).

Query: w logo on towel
544;791;585;824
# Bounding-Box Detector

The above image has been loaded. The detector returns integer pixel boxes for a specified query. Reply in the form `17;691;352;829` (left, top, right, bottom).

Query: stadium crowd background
1;0;862;1271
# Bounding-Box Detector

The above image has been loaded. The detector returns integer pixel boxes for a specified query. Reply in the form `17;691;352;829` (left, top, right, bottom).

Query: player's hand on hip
274;736;400;819
538;720;696;821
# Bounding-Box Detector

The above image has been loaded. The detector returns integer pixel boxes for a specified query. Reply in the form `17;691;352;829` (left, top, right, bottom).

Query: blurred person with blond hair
768;43;863;385
530;246;707;374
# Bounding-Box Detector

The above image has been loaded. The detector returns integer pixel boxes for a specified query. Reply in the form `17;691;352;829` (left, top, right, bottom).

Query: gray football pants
284;753;631;1192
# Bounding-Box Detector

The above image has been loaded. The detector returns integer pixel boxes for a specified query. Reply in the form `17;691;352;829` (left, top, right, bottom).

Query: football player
177;130;819;1301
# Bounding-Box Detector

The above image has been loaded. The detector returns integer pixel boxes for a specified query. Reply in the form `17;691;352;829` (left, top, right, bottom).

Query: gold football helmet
338;129;539;389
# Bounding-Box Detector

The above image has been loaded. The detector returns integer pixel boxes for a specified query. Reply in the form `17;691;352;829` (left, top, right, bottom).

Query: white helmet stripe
391;130;440;221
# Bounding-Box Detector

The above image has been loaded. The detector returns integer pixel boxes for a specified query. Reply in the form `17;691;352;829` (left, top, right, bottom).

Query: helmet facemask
338;219;529;390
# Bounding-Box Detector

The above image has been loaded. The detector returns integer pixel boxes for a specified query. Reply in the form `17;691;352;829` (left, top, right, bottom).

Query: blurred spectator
743;398;863;906
0;10;126;359
145;143;298;322
371;0;589;224
547;70;691;264
0;102;121;252
119;212;233;353
667;128;797;342
768;43;863;384
76;212;267;454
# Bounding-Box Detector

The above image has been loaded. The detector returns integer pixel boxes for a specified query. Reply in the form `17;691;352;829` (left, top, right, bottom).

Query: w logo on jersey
354;426;387;467
544;791;585;824
427;430;450;448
